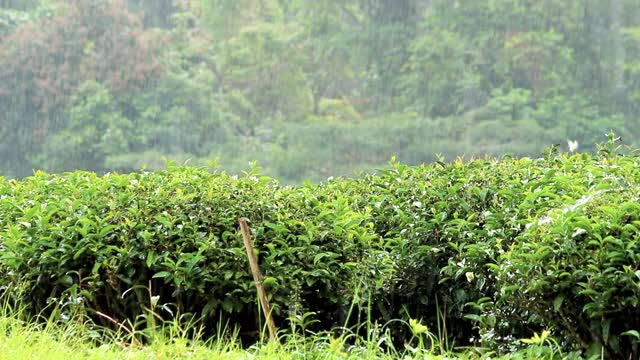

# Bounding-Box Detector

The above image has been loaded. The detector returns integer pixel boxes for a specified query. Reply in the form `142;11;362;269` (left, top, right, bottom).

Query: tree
126;0;181;28
0;0;159;176
36;81;136;172
400;29;483;117
216;22;314;127
0;0;43;10
356;0;420;112
193;0;283;40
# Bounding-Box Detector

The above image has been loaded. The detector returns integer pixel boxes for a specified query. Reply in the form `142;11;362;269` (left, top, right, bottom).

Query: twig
95;311;142;348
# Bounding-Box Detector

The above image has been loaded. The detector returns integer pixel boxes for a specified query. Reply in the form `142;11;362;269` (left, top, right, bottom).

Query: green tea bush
339;156;562;344
314;146;640;359
2;141;640;358
490;152;640;358
0;165;393;339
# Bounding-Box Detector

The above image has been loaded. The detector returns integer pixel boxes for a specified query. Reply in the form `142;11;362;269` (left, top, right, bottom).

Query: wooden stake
238;217;278;342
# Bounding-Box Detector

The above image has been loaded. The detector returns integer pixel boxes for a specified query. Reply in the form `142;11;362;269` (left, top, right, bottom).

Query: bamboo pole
238;217;277;342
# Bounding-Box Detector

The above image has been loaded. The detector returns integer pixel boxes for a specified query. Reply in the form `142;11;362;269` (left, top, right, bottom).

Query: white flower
567;140;579;152
465;272;475;283
572;228;587;238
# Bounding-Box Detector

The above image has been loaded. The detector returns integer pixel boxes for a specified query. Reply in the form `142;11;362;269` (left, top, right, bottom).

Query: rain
0;0;638;182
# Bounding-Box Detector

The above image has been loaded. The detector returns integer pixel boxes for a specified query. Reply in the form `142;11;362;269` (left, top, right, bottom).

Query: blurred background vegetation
1;0;639;183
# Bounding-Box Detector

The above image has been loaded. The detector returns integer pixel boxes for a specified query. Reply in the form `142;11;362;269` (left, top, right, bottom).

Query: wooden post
238;217;277;342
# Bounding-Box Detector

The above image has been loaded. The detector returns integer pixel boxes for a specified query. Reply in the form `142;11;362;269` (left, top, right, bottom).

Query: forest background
1;0;639;183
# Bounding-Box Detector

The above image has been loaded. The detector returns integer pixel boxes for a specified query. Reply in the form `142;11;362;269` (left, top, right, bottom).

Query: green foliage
217;114;469;183
0;165;394;339
2;0;640;182
4;143;640;358
400;28;481;117
217;21;314;124
35;81;137;172
0;0;159;178
126;0;179;28
487;154;640;357
4;1;640;357
0;300;583;360
0;8;30;37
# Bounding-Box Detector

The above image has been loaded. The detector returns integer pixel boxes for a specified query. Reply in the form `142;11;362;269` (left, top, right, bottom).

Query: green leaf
221;299;234;313
313;253;330;264
73;247;87;260
152;271;172;279
579;288;599;297
91;262;102;274
622;330;640;339
262;276;277;287
99;224;117;238
602;319;612;343
463;314;482;322
553;295;565;312
146;251;156;268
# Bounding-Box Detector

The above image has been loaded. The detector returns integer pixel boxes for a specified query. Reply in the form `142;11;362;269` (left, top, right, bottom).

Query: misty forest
1;0;639;182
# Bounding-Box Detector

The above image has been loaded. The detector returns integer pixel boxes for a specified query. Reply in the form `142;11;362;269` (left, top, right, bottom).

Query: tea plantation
1;144;640;358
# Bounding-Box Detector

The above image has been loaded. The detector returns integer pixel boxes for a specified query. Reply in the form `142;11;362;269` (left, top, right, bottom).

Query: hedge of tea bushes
487;154;640;358
1;149;640;357
0;166;395;336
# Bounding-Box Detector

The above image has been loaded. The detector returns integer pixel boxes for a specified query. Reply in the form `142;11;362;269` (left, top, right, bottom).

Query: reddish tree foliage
0;0;161;115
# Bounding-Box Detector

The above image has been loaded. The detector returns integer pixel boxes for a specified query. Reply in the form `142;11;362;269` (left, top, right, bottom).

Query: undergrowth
0;297;580;360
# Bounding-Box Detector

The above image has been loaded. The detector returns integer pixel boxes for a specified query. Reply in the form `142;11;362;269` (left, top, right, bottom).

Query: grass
0;299;583;360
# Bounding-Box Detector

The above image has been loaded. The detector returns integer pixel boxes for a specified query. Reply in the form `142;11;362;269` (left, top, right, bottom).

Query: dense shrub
2;143;640;358
490;153;640;358
338;155;574;344
0;165;393;339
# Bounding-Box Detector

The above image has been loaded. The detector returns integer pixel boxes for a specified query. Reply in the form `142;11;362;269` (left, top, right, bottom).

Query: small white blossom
465;272;475;282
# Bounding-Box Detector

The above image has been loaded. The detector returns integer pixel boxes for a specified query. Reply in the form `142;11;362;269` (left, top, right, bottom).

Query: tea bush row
1;145;640;357
0;165;395;339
